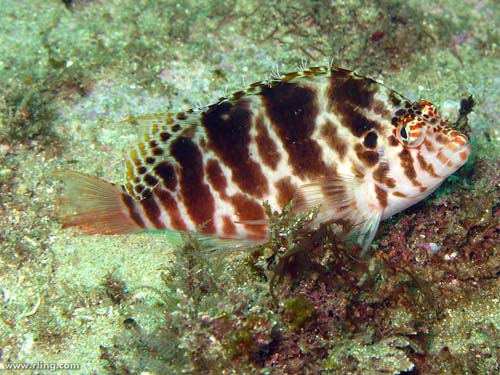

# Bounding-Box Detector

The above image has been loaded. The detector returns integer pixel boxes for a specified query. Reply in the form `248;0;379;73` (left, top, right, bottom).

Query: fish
59;65;471;252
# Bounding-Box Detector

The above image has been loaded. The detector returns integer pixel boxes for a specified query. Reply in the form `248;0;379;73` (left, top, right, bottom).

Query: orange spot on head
459;151;468;161
454;137;467;147
410;130;421;138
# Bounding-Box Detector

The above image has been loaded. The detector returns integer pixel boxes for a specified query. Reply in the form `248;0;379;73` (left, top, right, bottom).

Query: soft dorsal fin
121;109;204;200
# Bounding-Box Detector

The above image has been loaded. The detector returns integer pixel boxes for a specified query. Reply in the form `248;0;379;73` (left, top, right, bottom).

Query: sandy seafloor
0;0;499;374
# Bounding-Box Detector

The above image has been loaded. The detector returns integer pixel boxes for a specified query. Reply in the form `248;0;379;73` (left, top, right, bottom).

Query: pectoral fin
295;173;384;253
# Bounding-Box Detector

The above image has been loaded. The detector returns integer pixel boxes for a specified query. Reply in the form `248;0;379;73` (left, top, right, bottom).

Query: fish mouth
446;133;471;167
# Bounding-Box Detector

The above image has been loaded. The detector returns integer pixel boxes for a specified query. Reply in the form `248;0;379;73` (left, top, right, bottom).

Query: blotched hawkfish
60;66;471;252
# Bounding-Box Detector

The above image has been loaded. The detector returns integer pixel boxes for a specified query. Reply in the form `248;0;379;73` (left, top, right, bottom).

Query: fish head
377;99;471;219
393;99;471;183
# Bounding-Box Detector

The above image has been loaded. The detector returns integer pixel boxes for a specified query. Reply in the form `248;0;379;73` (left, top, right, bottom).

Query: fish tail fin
54;170;143;235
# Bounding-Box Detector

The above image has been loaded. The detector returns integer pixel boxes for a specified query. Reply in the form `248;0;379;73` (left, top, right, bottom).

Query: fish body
61;66;471;251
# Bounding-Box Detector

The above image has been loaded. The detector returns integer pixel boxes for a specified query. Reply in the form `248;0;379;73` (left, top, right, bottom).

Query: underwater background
0;0;498;374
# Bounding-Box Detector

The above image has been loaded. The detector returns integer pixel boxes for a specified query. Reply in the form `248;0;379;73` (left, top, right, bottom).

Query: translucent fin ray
55;170;142;235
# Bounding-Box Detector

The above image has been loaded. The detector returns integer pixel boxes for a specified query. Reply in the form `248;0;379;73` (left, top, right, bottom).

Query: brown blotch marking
417;153;440;178
154;188;188;231
230;193;267;237
389;92;401;106
436;150;448;165
435;133;448;145
134;184;145;195
137;166;147;175
172;124;181;132
145;156;156;164
274;177;297;208
205;158;228;197
202;99;269;197
373;164;396;188
344;106;380;138
144;174;159;187
152;147;164;156
176;112;187;120
149;140;158;149
388;135;399;147
363;131;378;149
355;144;379;167
121;193;146;228
153;161;177;191
375;185;388;208
160;132;171;142
255;114;280;170
392;191;407;198
320;119;348;159
140;195;166;229
327;69;380;137
399;148;421;186
261;82;328;179
395;108;406;116
222;215;237;236
372;99;391;118
170;137;215;233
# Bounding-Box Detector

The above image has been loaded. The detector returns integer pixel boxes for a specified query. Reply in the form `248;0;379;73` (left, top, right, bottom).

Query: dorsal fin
121;109;203;200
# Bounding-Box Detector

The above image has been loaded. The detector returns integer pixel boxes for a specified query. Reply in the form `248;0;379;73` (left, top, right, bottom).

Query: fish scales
60;66;471;251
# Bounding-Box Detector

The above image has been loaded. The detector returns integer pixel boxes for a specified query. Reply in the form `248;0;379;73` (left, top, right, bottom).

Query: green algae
282;295;315;330
0;0;498;374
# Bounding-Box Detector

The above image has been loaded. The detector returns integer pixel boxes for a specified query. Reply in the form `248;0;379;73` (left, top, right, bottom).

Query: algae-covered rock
283;295;315;330
324;336;415;375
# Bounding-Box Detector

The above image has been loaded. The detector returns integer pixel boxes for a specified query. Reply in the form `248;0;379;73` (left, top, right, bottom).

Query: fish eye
396;121;425;148
400;125;409;142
